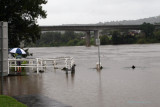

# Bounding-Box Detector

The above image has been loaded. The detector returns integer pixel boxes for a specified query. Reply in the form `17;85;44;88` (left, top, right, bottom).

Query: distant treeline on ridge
26;22;160;47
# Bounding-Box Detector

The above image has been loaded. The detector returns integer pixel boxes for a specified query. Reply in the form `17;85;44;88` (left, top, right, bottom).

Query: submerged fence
8;57;75;74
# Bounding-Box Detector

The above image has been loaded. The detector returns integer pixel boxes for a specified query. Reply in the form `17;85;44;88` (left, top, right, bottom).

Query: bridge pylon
85;31;91;47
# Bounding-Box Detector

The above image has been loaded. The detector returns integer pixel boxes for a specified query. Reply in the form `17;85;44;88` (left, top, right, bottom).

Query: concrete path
13;94;71;107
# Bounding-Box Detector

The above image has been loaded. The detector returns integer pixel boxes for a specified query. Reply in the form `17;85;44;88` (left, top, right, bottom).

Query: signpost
96;38;101;69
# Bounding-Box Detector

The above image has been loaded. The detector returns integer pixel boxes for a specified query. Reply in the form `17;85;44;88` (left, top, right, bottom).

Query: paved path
13;94;71;107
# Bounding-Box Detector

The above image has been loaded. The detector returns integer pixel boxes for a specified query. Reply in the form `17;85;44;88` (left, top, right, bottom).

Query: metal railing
8;56;75;74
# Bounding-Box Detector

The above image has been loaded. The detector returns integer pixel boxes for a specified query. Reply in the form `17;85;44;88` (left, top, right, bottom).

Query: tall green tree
154;29;160;41
100;35;110;45
140;22;155;38
111;31;121;44
63;31;75;42
0;0;47;48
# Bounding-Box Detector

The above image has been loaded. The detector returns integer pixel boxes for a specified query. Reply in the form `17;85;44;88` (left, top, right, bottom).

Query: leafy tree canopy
140;22;155;38
100;35;110;45
0;0;47;48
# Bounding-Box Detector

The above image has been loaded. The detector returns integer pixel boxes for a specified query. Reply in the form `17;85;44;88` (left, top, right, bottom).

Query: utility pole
0;22;4;94
0;22;8;95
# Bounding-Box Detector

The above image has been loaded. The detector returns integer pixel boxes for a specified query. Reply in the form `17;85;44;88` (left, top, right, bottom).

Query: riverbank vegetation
26;23;160;47
0;95;27;107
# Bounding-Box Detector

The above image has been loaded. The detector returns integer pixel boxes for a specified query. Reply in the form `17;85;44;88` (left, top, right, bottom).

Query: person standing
16;53;22;72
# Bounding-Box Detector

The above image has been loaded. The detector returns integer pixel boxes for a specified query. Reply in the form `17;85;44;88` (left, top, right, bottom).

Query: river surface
1;44;160;107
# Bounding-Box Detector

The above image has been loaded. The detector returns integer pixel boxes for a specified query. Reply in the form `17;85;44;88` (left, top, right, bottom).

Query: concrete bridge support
85;31;91;47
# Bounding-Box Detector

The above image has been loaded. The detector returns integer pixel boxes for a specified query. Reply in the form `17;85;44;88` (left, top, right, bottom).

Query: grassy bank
0;95;27;107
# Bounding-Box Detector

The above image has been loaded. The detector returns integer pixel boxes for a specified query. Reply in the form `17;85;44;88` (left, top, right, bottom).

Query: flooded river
1;44;160;107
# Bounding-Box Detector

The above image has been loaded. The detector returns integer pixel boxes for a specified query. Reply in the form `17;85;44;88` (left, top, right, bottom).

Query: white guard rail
8;56;75;74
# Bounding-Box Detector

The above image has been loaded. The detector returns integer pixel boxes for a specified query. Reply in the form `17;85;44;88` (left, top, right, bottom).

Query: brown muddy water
1;44;160;107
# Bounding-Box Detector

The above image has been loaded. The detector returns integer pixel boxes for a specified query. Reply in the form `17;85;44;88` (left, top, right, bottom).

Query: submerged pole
98;45;101;68
96;35;102;69
36;58;39;74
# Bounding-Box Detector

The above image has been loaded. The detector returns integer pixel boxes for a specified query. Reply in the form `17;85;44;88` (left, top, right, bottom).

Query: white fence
8;56;75;74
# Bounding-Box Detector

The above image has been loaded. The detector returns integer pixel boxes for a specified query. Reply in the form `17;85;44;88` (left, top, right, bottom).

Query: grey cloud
38;0;160;25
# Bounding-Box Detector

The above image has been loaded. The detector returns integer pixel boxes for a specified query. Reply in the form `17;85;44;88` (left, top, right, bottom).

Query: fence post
15;60;16;71
8;60;9;74
36;58;39;74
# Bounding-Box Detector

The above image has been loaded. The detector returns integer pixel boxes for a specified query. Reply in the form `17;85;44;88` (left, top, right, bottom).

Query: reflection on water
96;69;104;107
1;44;160;107
1;75;43;96
65;73;75;86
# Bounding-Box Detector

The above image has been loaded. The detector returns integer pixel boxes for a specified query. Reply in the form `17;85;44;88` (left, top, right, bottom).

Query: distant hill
63;15;160;26
97;15;160;25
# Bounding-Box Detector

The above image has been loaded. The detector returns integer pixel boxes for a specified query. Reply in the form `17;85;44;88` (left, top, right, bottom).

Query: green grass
0;95;27;107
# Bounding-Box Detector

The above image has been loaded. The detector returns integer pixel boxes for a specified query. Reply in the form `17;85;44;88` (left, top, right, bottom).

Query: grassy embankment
0;95;27;107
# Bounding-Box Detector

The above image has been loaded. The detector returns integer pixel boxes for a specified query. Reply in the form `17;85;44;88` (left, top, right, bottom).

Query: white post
32;60;34;71
8;60;9;74
15;60;16;71
70;58;71;69
65;58;68;74
29;60;33;71
98;45;101;68
96;32;102;70
36;58;39;74
53;60;56;69
44;61;47;72
65;59;68;69
40;59;42;70
71;58;75;68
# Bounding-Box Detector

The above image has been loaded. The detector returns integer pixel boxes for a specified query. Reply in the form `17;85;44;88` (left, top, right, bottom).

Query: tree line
26;31;86;47
26;23;160;47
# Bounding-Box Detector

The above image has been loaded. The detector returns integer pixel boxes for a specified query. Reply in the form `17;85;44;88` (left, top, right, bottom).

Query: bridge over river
40;24;160;46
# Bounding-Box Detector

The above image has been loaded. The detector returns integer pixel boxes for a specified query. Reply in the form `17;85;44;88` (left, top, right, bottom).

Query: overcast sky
38;0;160;25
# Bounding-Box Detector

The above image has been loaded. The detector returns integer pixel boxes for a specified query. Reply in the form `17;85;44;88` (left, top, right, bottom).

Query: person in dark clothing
16;54;22;72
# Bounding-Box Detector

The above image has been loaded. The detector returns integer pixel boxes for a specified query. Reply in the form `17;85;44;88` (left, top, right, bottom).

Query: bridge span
40;24;160;31
40;25;142;31
40;24;160;46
